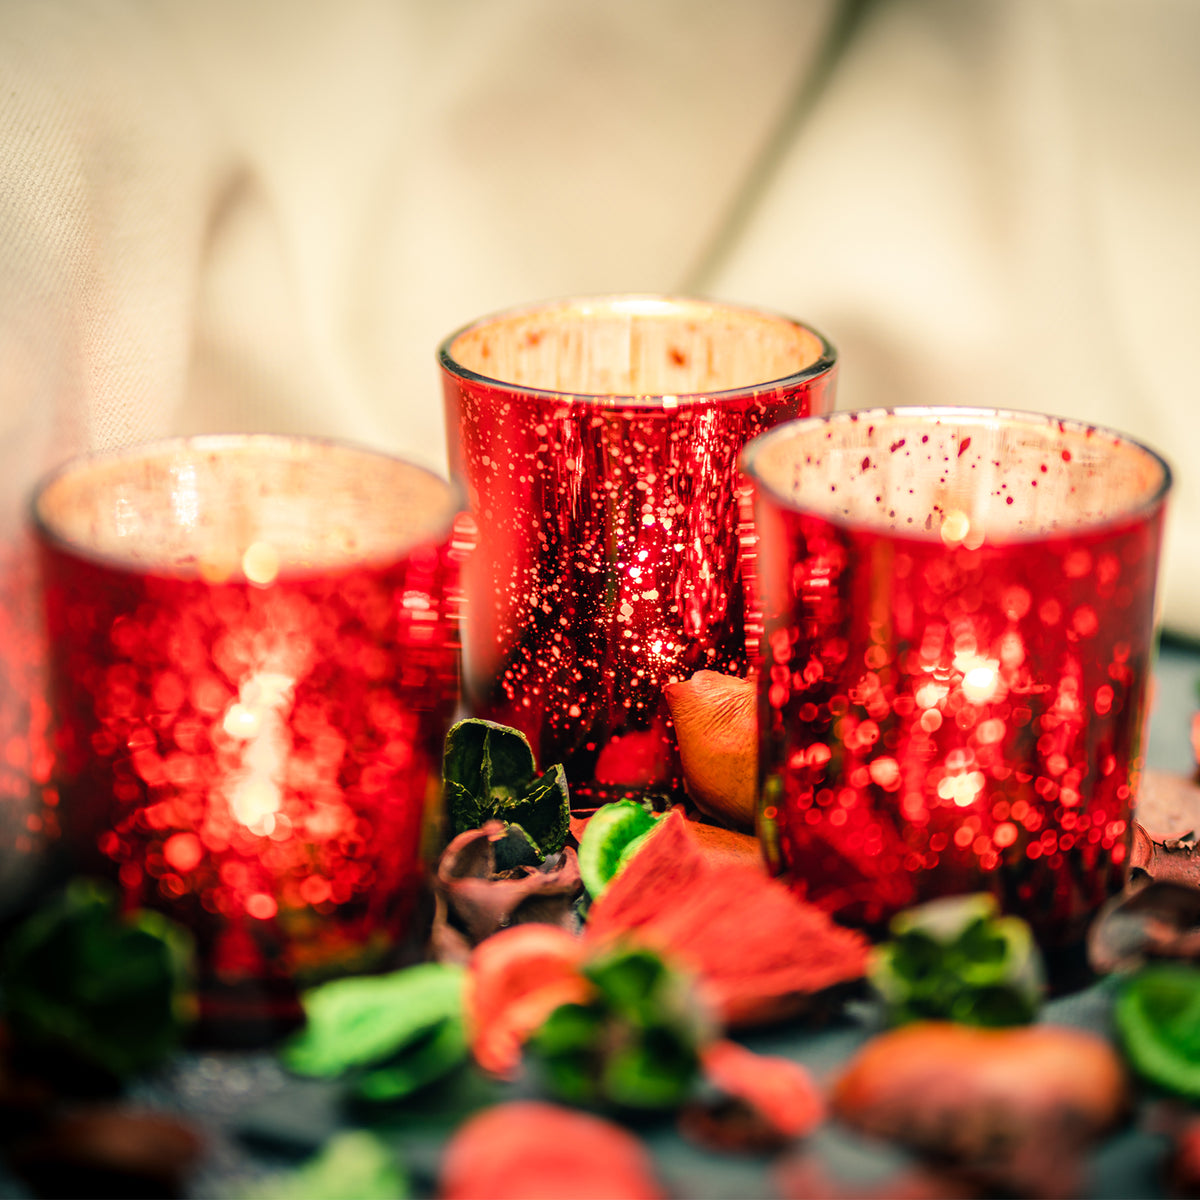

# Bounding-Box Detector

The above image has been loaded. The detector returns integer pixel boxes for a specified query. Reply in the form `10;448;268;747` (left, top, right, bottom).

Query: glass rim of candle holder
30;433;465;578
437;293;837;407
741;406;1172;541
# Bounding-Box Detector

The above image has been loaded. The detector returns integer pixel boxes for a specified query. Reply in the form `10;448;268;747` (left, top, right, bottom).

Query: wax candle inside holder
441;296;836;810
33;437;464;1038
743;408;1171;952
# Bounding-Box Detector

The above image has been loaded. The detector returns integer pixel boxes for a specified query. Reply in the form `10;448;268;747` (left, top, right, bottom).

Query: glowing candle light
33;436;464;1037
744;408;1170;951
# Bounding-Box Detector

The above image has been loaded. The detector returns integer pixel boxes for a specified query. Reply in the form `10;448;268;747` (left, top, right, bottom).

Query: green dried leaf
355;1017;468;1102
497;764;571;858
444;720;536;803
239;1130;408;1200
528;945;706;1112
603;1027;699;1110
1115;963;1200;1099
445;779;482;839
283;962;465;1086
443;720;570;858
576;800;657;899
0;878;194;1081
871;893;1044;1027
491;823;543;873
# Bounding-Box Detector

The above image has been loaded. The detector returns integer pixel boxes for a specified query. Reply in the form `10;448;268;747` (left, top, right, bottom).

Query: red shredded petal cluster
584;810;869;1026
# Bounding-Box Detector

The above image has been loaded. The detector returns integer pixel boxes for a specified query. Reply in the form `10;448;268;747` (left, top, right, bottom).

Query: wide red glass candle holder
33;436;463;1033
440;295;837;810
743;408;1170;950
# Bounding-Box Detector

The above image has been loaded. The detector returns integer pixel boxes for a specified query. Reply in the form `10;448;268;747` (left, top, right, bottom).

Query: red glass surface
0;536;58;884
744;409;1170;949
441;296;836;809
34;438;463;1033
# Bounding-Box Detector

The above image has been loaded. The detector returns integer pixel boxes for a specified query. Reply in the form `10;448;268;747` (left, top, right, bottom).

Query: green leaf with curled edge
283;962;467;1102
1;878;195;1082
443;720;570;859
870;893;1045;1028
1115;963;1200;1099
238;1130;409;1200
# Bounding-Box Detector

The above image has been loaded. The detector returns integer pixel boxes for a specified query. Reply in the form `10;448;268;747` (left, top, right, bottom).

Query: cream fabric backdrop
1;0;1197;628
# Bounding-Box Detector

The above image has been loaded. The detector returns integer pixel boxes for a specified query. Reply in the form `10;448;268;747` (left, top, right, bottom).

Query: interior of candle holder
747;408;1170;542
442;295;830;399
34;436;459;575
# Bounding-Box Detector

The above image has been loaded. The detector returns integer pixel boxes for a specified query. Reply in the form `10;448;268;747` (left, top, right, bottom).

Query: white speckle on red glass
746;409;1170;947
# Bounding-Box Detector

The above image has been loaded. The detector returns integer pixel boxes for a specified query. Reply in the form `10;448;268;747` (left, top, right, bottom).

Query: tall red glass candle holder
33;436;464;1034
440;296;836;810
743;408;1170;950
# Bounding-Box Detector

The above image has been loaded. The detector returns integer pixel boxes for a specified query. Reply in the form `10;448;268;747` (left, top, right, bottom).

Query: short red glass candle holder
440;296;837;810
33;436;464;1037
742;408;1171;951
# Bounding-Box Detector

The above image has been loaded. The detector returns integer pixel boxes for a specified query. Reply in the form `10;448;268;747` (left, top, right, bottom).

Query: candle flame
940;509;970;545
242;541;280;586
961;663;1000;704
224;671;295;834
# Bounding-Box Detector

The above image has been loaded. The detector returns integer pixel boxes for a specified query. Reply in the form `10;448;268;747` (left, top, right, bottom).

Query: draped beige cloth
2;0;1198;630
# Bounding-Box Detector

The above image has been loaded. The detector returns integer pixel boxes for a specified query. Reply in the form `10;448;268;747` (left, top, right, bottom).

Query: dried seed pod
1088;880;1200;974
434;820;583;952
832;1022;1128;1200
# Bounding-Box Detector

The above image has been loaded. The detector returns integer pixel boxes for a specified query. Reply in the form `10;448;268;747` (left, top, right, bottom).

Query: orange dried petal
440;1101;666;1199
701;1039;824;1138
664;671;757;832
465;924;589;1077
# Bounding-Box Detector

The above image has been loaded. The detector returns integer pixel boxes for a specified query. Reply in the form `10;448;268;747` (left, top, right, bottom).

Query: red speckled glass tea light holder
742;408;1170;952
33;436;464;1037
440;296;837;811
0;534;57;900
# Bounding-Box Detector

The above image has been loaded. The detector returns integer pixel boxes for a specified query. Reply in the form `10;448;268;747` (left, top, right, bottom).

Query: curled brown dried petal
1088;879;1200;974
1130;771;1200;892
432;821;583;954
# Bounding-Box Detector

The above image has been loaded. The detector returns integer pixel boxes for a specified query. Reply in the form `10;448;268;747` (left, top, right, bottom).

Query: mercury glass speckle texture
441;296;836;809
33;438;463;1028
0;537;58;889
744;409;1170;948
